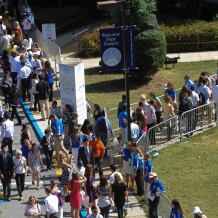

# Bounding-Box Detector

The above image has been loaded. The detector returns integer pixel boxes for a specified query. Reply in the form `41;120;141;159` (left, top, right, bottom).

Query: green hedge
160;20;218;53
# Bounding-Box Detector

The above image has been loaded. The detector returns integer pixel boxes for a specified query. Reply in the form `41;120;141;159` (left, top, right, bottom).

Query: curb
20;99;44;141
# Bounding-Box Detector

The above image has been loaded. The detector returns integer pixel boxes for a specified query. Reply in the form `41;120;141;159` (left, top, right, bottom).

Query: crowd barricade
158;194;175;218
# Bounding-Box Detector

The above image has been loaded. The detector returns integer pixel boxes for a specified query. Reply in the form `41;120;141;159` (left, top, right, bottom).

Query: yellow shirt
7;45;17;55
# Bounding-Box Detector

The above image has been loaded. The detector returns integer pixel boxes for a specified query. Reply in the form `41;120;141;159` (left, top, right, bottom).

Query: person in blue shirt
142;152;152;204
170;199;184;218
121;142;134;188
118;104;127;149
132;148;144;196
50;114;69;160
148;172;165;218
184;74;194;90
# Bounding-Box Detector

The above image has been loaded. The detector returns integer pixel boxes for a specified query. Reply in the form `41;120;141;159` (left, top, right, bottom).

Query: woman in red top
68;172;87;218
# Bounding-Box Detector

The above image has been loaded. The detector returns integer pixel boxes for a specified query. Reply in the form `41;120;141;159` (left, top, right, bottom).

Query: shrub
80;24;114;58
135;29;167;75
160;20;218;53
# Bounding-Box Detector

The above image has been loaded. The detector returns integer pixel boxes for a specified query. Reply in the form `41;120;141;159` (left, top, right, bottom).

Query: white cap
191;206;202;214
149;172;157;178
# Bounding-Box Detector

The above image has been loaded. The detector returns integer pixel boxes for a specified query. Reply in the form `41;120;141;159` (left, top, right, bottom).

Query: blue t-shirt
71;134;84;148
170;208;183;218
165;89;176;100
143;159;152;182
52;119;64;135
184;79;194;90
197;85;210;104
43;68;54;84
133;153;143;169
149;178;165;195
122;146;132;162
119;111;127;128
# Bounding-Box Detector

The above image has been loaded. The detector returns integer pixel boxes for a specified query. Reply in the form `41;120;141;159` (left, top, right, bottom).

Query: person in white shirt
0;112;14;156
22;33;32;51
9;51;20;84
44;186;59;218
87;206;103;218
18;61;31;102
2;29;12;52
0;18;6;54
22;11;34;37
12;149;27;201
109;164;123;187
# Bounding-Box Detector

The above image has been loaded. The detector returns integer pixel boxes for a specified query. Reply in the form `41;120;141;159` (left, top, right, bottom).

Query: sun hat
149;172;157;178
191;206;202;214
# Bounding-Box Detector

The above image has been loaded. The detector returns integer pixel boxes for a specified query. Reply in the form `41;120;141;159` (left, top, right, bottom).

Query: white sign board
42;23;56;40
59;61;87;125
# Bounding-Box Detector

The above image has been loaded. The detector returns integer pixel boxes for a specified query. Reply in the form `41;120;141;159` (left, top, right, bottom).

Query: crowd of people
117;70;218;147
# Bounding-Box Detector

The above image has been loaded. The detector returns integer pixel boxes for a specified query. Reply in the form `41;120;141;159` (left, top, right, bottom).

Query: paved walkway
61;51;218;70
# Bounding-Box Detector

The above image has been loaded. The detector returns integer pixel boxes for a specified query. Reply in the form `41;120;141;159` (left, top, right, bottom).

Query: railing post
179;115;182;142
78;34;81;53
86;41;89;58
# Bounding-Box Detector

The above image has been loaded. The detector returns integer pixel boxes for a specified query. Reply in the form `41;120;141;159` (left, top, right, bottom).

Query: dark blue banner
99;26;136;72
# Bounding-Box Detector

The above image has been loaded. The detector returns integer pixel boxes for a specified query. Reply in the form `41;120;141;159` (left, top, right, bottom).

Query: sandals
36;187;40;190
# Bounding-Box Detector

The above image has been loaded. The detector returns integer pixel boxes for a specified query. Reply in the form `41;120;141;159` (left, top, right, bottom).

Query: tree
111;0;167;76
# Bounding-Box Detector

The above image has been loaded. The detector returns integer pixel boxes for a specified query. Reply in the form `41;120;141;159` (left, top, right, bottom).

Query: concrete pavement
61;51;218;70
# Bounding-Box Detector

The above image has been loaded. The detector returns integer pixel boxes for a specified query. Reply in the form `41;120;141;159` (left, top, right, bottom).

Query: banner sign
99;26;136;72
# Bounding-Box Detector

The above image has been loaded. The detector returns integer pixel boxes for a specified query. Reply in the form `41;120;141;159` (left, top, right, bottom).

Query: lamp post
97;0;131;141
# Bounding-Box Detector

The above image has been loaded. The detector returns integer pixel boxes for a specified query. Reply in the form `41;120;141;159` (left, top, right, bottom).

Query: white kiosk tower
59;61;87;124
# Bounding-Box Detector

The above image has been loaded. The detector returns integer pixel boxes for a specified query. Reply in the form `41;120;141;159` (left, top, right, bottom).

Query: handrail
56;8;101;31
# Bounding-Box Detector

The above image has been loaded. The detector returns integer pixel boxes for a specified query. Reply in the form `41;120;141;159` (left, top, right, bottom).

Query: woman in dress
21;124;32;162
68;172;87;218
9;84;22;124
24;196;42;218
170;199;184;218
51;179;64;218
13;149;27;200
59;152;73;197
41;128;54;170
70;126;83;167
12;31;22;46
28;143;44;190
42;60;56;102
96;175;111;218
13;21;22;36
85;164;97;215
112;174;129;218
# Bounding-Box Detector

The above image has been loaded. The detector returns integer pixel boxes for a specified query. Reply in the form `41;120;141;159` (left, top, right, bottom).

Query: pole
121;0;131;141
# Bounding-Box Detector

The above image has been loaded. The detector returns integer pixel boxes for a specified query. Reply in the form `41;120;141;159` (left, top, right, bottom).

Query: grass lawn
151;127;218;218
85;60;217;109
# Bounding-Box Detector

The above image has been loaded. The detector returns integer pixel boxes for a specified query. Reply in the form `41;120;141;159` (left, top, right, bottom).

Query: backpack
198;92;206;105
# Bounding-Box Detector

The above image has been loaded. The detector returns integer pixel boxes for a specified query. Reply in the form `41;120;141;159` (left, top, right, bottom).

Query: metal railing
144;101;216;151
158;194;175;218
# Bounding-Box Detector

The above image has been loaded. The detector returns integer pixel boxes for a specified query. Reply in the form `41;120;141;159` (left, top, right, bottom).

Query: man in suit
0;146;14;201
78;137;95;178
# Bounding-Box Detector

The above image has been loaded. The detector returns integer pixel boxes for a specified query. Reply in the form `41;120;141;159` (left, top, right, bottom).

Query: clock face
102;47;122;67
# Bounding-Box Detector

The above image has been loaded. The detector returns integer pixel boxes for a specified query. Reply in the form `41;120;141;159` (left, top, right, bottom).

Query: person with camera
21;10;34;39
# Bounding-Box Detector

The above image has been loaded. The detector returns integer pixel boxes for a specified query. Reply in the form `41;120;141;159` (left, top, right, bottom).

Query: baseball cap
149;172;157;178
190;84;196;91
